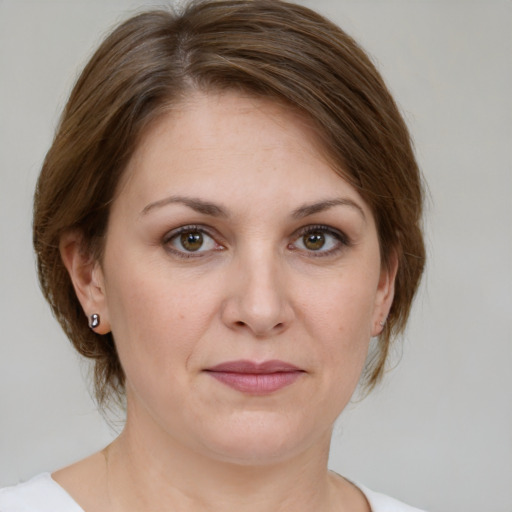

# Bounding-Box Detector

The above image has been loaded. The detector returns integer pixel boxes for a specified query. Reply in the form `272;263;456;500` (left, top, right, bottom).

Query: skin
58;91;396;512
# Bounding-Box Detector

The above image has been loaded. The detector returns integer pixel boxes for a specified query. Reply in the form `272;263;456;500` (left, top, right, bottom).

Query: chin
198;412;328;466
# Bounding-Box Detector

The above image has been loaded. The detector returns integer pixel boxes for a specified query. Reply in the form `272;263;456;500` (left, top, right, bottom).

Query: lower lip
207;371;302;394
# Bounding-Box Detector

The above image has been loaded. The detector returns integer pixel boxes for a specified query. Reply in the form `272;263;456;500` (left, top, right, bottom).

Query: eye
290;225;348;256
164;226;221;257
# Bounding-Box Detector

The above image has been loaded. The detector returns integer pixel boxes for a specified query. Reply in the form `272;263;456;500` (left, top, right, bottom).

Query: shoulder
0;473;84;512
357;483;427;512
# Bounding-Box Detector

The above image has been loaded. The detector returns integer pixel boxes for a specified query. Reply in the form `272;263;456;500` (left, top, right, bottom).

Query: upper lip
205;360;302;374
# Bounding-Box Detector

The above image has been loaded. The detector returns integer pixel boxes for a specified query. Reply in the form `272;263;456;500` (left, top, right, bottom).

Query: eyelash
290;224;350;257
162;224;350;259
162;225;223;259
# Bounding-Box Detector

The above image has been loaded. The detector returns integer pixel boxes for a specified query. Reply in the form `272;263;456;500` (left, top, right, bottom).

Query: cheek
299;273;378;392
104;272;220;426
304;276;377;344
103;263;219;378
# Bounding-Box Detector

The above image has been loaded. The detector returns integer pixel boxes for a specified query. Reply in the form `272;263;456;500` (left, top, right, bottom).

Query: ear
59;231;111;335
371;250;399;337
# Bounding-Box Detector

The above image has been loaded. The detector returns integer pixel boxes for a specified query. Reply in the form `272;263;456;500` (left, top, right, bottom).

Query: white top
0;473;426;511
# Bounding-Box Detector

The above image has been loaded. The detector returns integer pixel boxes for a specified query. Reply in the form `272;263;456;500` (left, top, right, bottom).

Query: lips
204;360;304;394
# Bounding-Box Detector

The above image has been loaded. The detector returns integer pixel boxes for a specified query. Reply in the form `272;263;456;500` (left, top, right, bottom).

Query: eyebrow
141;195;365;221
140;195;228;217
291;198;366;220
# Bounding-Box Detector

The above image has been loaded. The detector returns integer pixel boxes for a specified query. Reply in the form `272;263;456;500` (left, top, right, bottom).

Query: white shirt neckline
0;472;425;512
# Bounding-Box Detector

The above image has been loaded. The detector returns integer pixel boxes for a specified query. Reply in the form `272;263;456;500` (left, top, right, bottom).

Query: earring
379;320;386;327
89;313;100;330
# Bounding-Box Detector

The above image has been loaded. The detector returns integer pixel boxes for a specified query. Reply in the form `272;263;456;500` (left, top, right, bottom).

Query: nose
220;248;294;338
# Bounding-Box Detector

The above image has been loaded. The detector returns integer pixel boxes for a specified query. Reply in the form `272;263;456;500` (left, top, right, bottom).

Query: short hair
33;0;425;406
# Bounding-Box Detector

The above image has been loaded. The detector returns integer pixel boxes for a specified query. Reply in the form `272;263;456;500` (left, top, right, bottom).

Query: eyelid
297;224;349;244
163;224;224;258
163;224;209;244
290;224;350;256
162;223;350;259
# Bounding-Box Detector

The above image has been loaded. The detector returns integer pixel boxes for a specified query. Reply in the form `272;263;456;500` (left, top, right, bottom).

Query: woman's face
80;91;395;464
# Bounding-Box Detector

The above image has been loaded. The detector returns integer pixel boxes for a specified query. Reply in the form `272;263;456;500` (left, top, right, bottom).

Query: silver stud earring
379;320;386;327
89;313;100;330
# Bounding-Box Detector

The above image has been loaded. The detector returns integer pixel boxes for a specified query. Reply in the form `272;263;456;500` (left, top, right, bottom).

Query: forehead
131;91;325;166
116;90;368;216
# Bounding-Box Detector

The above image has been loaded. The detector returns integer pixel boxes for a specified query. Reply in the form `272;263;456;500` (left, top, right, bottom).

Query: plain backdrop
1;1;511;511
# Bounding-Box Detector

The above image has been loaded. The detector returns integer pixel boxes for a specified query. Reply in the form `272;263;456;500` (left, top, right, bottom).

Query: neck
103;415;338;512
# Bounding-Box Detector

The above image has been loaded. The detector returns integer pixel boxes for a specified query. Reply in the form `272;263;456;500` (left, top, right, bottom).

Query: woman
0;1;425;510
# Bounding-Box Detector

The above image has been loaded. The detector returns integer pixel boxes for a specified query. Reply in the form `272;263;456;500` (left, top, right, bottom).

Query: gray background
1;1;511;511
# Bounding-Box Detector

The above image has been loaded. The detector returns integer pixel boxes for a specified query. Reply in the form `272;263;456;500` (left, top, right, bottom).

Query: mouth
204;360;305;395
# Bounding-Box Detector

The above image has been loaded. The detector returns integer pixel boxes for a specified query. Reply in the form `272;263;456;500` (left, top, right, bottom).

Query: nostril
235;321;246;327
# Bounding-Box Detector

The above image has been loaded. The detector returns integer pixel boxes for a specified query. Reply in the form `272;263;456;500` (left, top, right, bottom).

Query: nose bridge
223;239;291;336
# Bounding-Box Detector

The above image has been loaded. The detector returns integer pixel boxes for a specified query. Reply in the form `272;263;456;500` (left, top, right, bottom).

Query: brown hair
33;0;425;406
